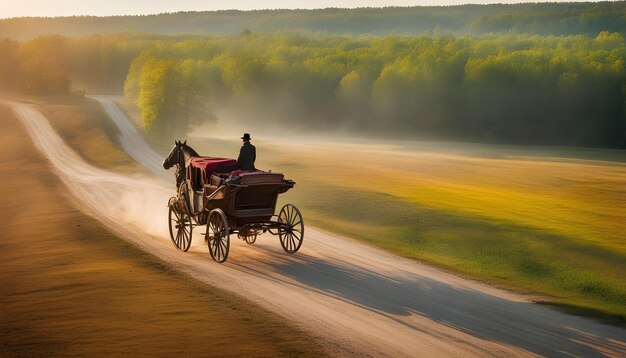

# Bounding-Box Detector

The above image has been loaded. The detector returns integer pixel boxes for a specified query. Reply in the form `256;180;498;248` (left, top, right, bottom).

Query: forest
121;32;626;147
1;2;626;40
1;31;625;147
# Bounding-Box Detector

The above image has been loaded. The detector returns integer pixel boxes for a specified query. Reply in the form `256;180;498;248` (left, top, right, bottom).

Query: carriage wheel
245;232;258;245
278;204;304;254
168;204;193;252
206;209;230;263
238;229;258;245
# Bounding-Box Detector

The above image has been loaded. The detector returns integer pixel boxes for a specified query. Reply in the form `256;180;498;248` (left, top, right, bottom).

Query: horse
163;140;200;189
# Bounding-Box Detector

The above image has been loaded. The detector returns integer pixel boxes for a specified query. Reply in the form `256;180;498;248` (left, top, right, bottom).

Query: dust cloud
10;101;170;237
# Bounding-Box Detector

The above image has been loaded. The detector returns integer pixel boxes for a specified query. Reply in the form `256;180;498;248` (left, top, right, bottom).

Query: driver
235;133;256;170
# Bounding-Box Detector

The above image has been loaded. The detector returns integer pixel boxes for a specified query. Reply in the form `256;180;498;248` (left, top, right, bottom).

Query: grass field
2;94;141;172
185;134;626;323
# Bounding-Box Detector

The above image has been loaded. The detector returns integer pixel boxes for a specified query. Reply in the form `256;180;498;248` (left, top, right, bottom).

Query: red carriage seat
190;157;237;176
189;157;236;189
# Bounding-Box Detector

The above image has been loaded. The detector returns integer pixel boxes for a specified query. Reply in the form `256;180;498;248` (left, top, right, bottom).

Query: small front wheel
245;233;258;245
278;204;304;254
206;209;230;263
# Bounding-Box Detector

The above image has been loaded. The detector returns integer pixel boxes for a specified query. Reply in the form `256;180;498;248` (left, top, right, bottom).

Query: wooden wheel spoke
286;207;293;224
290;233;297;250
291;208;297;224
220;240;227;259
289;233;295;251
176;228;183;248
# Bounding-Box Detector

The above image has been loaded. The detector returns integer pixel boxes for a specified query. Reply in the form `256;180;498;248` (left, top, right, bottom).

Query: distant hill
1;2;625;40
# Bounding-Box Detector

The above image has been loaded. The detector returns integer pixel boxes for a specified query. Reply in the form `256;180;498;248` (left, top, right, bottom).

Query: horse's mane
182;143;200;157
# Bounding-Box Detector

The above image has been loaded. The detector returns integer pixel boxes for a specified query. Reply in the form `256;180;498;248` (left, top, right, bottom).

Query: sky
0;0;599;19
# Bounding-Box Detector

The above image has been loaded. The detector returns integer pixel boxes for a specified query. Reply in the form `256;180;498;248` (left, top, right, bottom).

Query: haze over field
1;1;623;40
0;0;604;18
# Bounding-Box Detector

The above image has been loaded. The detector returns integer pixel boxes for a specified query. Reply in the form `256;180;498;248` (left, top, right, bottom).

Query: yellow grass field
279;142;626;252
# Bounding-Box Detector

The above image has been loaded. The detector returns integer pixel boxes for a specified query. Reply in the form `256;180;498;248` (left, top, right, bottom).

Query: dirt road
9;98;626;357
0;104;327;357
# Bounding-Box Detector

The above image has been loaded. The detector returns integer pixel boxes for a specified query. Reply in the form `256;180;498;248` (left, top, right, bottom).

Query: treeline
1;32;625;147
124;32;626;147
0;33;180;93
1;2;626;40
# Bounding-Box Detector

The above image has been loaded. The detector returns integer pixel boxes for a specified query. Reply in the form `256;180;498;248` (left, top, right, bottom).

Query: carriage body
168;156;303;262
203;172;294;228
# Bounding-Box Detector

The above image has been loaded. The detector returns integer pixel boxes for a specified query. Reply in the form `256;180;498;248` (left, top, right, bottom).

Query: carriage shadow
237;249;625;357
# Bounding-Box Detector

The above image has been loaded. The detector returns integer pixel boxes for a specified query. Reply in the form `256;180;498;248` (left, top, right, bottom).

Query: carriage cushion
190;157;236;176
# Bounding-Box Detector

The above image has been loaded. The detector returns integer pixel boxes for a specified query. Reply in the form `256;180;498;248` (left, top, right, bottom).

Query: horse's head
163;140;186;170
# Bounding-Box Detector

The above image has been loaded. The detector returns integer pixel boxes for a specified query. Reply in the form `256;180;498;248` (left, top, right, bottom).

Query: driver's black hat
241;133;251;141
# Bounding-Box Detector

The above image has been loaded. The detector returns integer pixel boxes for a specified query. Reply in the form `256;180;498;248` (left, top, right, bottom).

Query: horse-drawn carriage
164;142;304;262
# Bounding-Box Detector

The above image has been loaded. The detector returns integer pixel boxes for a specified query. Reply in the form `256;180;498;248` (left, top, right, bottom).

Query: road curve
86;95;169;181
9;98;626;357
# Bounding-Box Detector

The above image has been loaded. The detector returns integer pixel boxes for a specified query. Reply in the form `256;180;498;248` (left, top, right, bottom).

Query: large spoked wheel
168;204;193;252
206;209;230;263
278;204;304;254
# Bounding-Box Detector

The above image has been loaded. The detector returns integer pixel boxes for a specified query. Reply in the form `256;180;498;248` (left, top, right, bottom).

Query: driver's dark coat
235;141;256;170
